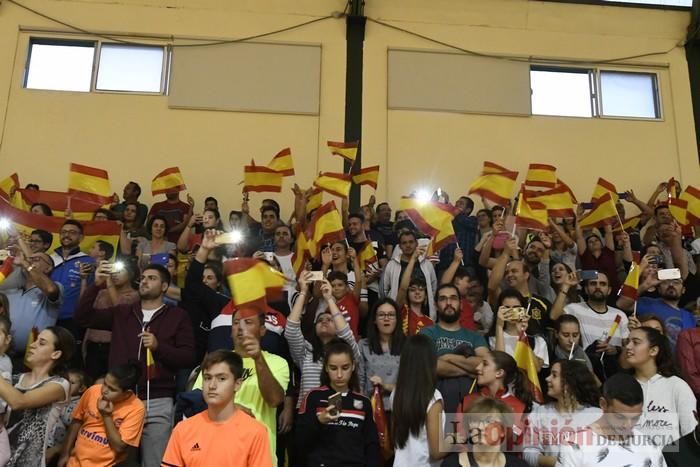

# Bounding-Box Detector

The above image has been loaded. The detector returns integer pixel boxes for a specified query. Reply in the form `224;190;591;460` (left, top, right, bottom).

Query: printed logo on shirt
191;443;201;451
241;367;253;381
353;399;363;410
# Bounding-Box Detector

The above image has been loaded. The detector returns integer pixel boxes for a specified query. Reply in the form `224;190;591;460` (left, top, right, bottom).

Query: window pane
603;0;691;6
530;69;592;117
96;44;164;93
25;42;94;92
600;71;658;119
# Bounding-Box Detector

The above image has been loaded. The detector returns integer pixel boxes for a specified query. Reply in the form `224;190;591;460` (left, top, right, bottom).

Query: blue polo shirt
6;282;63;352
50;247;94;321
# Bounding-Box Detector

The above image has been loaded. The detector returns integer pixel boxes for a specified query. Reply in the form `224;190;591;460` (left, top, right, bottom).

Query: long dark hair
488;288;526;337
45;326;76;377
551;359;600;408
319;338;360;392
392;334;438;449
631;327;676;378
491;350;533;413
366;298;405;356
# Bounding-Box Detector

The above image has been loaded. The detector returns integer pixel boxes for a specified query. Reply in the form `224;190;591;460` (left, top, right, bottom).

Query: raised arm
440;247;463;285
550;271;578;321
396;247;421;309
575;205;586;254
176;213;200;253
488;237;517;305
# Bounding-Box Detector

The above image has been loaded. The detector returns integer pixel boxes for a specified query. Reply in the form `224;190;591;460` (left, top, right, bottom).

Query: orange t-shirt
68;384;145;467
161;409;272;467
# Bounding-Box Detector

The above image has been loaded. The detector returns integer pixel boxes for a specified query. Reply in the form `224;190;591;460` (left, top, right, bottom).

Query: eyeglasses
376;313;396;320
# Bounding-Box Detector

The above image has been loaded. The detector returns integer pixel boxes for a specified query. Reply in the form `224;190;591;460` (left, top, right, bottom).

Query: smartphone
648;255;663;265
327;392;342;416
492;231;510;250
263;252;274;263
580;202;595;210
577;270;599;281
308;271;325;282
417;238;430;248
617;192;629;200
657;268;681;281
109;261;124;274
214;231;243;245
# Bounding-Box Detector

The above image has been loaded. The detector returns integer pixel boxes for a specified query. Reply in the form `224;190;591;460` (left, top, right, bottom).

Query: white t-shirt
523;404;602;465
392;389;443;467
563;302;629;350
274;252;297;293
556;427;666;467
141;305;164;327
489;333;550;368
636;374;698;446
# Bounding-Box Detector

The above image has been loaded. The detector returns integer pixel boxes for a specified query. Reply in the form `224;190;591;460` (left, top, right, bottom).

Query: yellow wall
0;0;698;220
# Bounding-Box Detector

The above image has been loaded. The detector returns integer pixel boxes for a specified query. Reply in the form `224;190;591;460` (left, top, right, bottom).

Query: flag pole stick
568;341;575;360
146;379;150;412
468;378;477;394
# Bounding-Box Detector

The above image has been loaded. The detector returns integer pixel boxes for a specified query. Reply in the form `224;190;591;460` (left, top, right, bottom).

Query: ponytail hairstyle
491;350;532;413
319;338;360;392
45;326;77;377
633;327;676;378
392;334;438;449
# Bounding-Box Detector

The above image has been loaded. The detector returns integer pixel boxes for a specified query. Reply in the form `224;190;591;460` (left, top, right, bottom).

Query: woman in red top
457;351;531;447
397;277;433;336
574;219;619;305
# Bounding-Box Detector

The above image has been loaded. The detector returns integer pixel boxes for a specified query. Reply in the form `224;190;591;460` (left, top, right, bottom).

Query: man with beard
618;276;694;352
111;181;149;226
75;263;195;466
521;236;556;302
557;271;629;382
419;284;488;413
488;237;552;336
346;212;386;308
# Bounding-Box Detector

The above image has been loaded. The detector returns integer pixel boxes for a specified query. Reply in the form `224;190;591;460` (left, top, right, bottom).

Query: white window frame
529;65;662;121
24;37;170;95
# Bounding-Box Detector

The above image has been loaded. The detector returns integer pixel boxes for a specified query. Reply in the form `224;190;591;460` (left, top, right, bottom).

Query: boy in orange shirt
58;363;145;467
161;350;272;467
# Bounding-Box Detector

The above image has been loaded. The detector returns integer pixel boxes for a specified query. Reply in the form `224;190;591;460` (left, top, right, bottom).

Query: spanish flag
67;163;112;205
371;384;393;461
0;198;121;253
618;261;640;300
224;258;287;307
243;165;283;193
146;347;157;380
514;330;544;404
352;165;380;190
306;188;323;213
3;187;105;221
591;177;618;204
680;185;700;225
578;192;618;229
313;173;352;199
556;178;578;204
618;214;642;232
0;173;20;203
524;163;557;189
304;201;346;258
151;167;186;196
468;166;519;206
481;161;512;174
327;140;359;163
291;228;311;278
668;197;688;226
514;188;548;231
399;197;459;252
527;185;575;218
267;148;295;177
24;326;38;367
0;257;13;284
357;241;378;272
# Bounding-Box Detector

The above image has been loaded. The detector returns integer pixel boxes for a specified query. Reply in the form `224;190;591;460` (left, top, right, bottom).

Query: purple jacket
75;284;195;400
